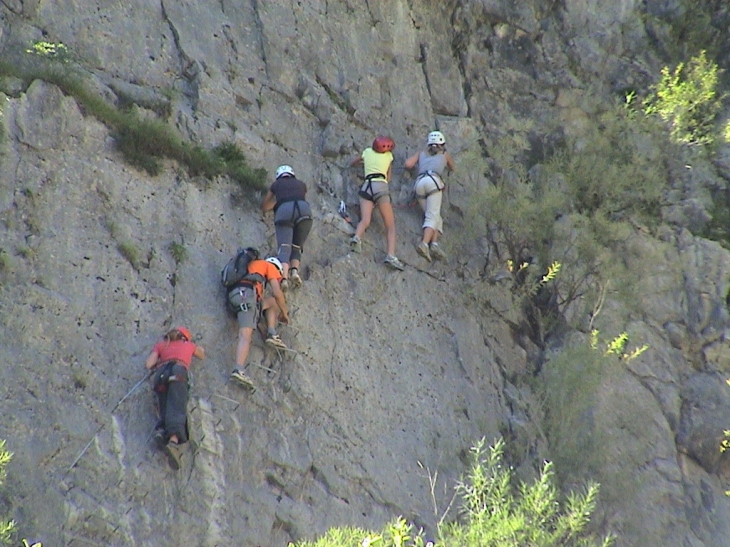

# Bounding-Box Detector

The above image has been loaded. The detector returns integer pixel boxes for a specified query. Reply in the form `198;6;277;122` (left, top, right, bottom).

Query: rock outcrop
1;1;730;546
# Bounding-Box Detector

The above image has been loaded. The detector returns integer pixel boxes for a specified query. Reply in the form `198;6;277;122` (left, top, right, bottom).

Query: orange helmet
372;136;395;153
176;326;192;341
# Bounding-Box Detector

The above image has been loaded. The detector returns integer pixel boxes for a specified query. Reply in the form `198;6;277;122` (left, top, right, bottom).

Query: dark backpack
221;247;263;288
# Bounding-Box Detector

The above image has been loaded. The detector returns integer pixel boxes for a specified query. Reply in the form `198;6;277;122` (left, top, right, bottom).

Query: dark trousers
274;200;313;264
153;363;189;444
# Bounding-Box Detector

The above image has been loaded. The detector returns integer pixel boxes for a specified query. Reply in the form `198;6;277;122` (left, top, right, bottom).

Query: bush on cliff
292;438;613;547
0;440;16;545
0;42;266;190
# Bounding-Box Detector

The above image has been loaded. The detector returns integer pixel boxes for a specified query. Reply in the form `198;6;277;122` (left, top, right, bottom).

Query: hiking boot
280;278;290;292
384;255;405;271
164;441;183;470
429;242;447;261
265;333;288;350
231;369;256;392
350;235;362;254
289;268;302;289
416;241;432;262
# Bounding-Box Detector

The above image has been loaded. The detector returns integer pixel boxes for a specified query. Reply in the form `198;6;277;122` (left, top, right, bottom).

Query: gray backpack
221;247;263;288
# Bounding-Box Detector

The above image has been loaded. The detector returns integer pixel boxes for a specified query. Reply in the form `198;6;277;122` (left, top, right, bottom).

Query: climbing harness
359;173;389;202
274;198;312;226
415;170;445;199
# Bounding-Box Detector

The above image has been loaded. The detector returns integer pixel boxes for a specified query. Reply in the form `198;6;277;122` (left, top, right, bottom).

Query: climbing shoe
416;242;432;262
164;441;183;470
384;255;405;271
350;235;362;254
429;242;447;261
280;278;290;292
289;268;302;289
231;369;256;392
265;333;288;350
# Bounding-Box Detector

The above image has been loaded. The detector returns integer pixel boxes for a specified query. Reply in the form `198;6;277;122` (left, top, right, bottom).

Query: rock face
1;1;730;547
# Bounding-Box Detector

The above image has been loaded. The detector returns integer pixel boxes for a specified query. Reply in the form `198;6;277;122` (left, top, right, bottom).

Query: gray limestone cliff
1;1;730;546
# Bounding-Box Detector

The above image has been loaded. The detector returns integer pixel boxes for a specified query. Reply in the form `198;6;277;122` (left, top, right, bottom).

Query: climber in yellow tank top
348;136;405;270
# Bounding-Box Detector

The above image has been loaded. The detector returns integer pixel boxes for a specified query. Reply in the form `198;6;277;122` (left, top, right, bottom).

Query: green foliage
722;379;730;497
117;241;139;269
664;1;724;60
15;246;35;259
212;142;267;189
292;518;426;547
293;439;613;547
546;106;665;221
644;51;723;145
0;249;11;272
466;99;665;344
0;439;16;544
700;198;730;248
168;241;188;264
26;41;70;61
540;332;647;482
440;437;613;547
0;42;266;190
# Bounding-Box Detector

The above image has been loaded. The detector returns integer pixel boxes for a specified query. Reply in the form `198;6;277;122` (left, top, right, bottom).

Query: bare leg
422;227;436;245
378;201;398;256
236;327;254;367
355;199;374;239
261;296;280;331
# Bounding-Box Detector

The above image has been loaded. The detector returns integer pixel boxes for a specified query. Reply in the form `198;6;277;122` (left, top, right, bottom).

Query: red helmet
372;136;395;153
176;326;192;341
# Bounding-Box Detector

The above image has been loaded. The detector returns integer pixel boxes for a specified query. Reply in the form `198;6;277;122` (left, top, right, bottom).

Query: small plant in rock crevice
0;249;11;273
117;241;140;269
168;241;188;264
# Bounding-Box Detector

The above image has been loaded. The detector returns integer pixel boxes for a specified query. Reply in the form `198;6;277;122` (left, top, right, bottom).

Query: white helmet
275;165;295;179
427;131;445;146
266;256;284;275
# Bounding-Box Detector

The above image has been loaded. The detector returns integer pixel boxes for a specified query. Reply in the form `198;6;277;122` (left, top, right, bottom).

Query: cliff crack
250;0;270;80
160;0;200;111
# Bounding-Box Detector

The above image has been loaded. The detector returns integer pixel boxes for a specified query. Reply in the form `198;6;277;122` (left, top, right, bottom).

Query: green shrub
292;439;614;547
0;42;266;190
644;50;723;145
440;437;614;547
540;332;647;482
213;142;267;190
0;439;16;544
466;100;665;344
293;518;426;547
665;1;723;60
546;104;666;221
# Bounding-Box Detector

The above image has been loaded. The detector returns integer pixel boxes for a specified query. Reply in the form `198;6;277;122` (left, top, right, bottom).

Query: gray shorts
227;286;260;329
359;180;391;205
